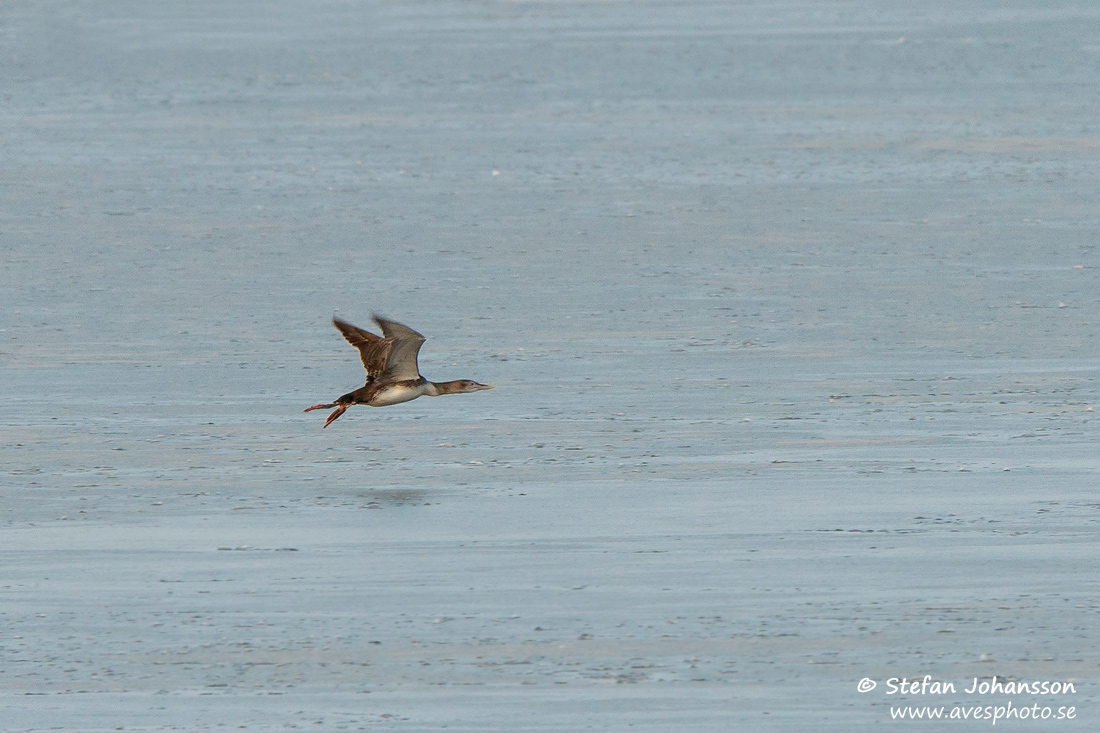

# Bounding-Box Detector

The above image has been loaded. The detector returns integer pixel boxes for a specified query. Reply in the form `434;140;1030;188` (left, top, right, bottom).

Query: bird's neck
427;380;465;396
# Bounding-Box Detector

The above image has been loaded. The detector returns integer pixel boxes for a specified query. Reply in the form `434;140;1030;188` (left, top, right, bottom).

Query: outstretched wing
333;318;390;379
373;315;426;382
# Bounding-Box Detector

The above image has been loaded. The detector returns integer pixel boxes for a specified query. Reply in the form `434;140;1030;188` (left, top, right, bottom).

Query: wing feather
373;315;426;382
333;318;390;378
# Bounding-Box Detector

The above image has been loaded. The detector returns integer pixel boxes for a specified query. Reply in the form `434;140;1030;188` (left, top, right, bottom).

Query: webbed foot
322;404;349;428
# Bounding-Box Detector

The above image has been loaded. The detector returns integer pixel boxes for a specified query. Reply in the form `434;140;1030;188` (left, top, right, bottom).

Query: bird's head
437;379;494;395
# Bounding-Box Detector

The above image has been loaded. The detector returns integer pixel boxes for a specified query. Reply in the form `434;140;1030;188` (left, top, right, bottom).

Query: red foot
322;405;349;428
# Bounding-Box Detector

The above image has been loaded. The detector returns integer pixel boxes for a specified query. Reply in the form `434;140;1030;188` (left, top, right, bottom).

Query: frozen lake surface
3;1;1100;730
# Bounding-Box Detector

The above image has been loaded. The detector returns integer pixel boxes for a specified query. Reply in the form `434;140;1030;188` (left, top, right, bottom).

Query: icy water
3;1;1100;730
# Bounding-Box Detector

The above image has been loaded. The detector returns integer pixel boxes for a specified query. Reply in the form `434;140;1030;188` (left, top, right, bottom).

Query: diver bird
305;316;493;428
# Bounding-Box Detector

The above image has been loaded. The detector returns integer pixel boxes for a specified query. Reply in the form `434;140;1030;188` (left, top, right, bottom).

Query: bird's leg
304;401;349;428
322;404;349;428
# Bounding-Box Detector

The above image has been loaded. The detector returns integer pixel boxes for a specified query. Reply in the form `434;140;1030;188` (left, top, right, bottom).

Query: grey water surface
3;1;1100;730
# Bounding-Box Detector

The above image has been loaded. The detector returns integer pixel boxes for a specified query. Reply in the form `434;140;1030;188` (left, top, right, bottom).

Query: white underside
370;383;434;406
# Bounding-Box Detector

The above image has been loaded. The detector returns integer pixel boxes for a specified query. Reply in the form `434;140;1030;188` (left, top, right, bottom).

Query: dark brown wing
333;318;391;379
372;315;426;382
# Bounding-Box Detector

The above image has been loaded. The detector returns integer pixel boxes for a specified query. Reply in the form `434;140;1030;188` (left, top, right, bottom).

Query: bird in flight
305;315;493;428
